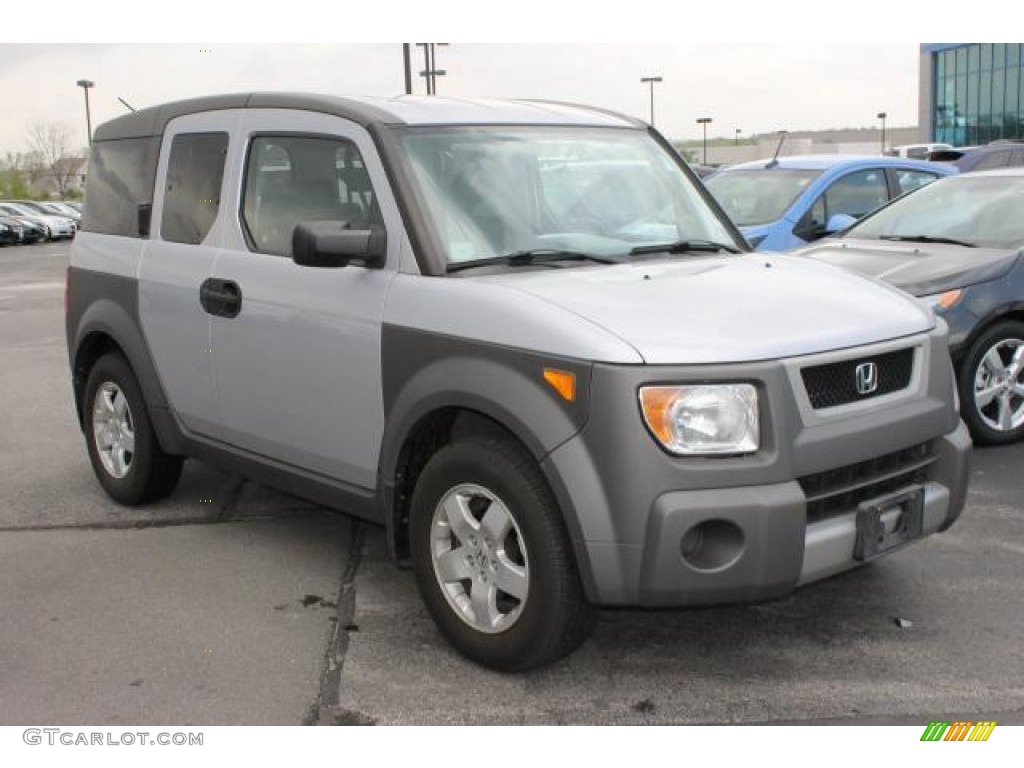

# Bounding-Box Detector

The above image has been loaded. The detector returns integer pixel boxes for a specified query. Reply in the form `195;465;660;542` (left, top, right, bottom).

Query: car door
206;109;402;491
137;111;234;434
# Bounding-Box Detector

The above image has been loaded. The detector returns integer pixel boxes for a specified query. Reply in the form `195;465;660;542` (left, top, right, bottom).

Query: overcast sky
0;43;923;155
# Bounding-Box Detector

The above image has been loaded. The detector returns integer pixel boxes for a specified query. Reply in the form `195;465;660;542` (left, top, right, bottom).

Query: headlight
922;289;963;312
639;384;759;455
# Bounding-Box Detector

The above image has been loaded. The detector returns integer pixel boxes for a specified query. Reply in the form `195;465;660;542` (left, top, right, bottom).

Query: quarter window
80;136;161;237
161;132;228;245
241;136;382;257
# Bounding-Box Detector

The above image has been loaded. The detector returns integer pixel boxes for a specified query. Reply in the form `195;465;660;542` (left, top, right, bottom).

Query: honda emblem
855;361;878;395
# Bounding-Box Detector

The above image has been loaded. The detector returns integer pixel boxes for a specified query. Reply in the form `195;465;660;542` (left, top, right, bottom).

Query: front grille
801;348;914;409
799;441;934;524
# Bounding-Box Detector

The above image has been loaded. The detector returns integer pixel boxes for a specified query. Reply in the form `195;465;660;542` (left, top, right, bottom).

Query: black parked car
18;218;46;243
0;216;21;246
796;168;1024;445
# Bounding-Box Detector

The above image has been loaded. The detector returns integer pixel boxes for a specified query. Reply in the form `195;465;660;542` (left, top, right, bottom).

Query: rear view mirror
292;221;386;268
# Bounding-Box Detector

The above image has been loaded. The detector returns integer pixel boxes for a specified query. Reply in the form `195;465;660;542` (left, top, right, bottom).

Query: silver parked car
67;93;970;670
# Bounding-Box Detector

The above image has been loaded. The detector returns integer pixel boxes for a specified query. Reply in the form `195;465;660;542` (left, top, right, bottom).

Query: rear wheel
83;353;183;504
410;436;597;671
958;320;1024;445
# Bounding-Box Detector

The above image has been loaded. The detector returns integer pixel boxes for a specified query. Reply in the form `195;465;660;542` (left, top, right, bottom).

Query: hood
796;238;1020;296
481;254;933;364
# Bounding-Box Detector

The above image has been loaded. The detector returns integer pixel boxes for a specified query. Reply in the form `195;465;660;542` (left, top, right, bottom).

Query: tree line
0;121;86;200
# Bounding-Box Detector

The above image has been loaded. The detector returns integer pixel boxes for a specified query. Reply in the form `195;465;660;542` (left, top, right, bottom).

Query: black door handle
199;278;242;318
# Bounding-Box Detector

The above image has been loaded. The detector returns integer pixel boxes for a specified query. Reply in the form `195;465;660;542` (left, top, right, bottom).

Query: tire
957;320;1024;445
83;353;183;504
410;436;598;672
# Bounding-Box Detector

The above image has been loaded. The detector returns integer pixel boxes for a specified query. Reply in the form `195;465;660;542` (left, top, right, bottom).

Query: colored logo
920;721;997;742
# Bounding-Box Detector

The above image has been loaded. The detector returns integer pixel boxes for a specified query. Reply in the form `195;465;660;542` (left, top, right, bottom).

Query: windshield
705;168;822;227
846;175;1024;250
397;126;740;266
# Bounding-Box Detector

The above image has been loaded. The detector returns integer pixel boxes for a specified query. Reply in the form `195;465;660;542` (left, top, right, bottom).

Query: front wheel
410;436;597;672
958;320;1024;445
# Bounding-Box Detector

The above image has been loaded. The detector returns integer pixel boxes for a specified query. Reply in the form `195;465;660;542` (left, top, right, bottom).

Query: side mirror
792;216;821;243
824;213;857;235
292;221;386;269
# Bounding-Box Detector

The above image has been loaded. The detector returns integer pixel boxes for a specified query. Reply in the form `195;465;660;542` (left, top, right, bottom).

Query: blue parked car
705;155;957;251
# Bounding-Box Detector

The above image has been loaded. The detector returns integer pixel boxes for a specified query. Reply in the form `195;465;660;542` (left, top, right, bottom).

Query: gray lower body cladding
541;328;970;607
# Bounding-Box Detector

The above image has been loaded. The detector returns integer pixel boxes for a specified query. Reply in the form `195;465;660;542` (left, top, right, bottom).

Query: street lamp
877;111;887;154
696;117;712;165
416;43;449;95
640;76;663;127
76;79;95;146
735;128;741;146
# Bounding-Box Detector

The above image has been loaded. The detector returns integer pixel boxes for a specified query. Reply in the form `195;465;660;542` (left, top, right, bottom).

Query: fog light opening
679;519;745;571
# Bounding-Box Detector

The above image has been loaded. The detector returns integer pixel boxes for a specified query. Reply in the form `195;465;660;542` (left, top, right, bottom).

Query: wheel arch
70;299;183;455
956;303;1024;365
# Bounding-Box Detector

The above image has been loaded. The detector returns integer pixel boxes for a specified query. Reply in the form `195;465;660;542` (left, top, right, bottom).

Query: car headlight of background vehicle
922;288;963;312
639;384;759;455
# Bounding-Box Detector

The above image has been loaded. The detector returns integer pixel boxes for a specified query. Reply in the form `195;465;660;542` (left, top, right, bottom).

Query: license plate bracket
854;486;924;561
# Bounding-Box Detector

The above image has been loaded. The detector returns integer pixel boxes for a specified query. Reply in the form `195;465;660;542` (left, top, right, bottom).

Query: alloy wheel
429;483;529;634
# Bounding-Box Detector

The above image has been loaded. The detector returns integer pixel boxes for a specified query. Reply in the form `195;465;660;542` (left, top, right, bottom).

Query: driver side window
241;135;381;257
822;169;889;221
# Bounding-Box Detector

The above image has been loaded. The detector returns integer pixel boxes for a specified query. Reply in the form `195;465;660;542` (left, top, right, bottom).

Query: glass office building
922;43;1023;146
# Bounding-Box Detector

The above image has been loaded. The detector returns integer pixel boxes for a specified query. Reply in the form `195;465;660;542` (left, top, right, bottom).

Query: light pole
402;44;412;95
696;117;712;165
416;43;449;95
735;128;741;146
640;76;663;126
76;79;95;146
877;111;887;154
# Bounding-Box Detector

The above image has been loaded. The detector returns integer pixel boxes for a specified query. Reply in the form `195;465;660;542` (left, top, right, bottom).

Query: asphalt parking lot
2;241;1023;726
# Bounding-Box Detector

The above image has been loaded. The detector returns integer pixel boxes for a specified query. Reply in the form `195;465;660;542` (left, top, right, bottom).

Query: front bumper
635;421;969;606
541;326;971;607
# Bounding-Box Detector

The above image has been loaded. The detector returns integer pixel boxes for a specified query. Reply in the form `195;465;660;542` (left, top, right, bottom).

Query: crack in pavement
0;511;324;533
303;517;369;726
0;475;319;532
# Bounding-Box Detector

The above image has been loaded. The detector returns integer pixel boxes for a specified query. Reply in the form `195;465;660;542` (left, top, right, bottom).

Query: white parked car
884;143;952;160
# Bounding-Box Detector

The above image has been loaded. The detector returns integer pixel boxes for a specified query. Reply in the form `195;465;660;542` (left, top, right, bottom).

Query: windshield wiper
629;239;742;256
446;249;623;273
878;235;977;248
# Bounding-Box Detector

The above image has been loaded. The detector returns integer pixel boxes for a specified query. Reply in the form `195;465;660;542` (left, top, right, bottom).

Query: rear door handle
199;278;242;318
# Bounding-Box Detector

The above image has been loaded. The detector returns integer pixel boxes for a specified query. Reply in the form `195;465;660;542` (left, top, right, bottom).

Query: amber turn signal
543;368;576;402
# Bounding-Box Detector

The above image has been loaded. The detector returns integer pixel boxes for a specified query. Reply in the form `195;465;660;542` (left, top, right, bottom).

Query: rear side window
895;169;939;194
161;132;228;245
241;135;382;257
80;137;160;237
